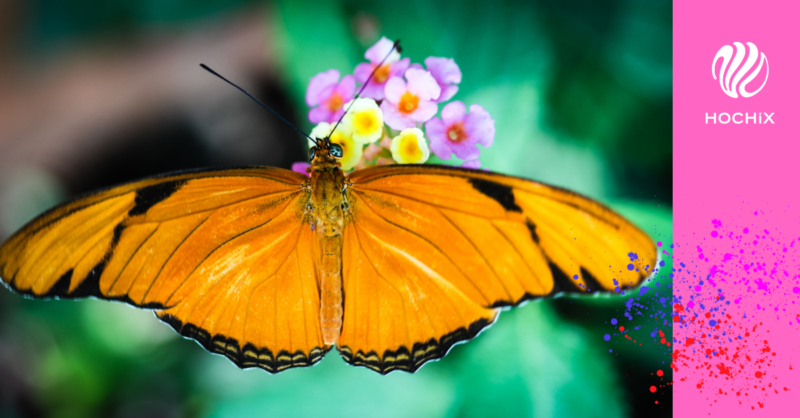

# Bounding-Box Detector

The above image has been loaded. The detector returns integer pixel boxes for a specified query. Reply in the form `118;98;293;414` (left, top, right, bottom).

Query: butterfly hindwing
338;165;656;373
0;167;331;373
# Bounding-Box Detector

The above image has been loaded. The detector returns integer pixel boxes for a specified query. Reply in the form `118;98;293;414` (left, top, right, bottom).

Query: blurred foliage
23;0;260;54
1;0;672;417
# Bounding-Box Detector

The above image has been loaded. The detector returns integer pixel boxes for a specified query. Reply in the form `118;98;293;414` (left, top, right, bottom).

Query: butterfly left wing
338;165;656;373
0;167;330;373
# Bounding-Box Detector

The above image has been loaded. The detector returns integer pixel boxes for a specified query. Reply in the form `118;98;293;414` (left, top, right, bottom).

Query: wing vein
488;221;537;296
162;195;300;306
107;224;160;296
354;191;496;304
141;214;212;305
351;225;413;349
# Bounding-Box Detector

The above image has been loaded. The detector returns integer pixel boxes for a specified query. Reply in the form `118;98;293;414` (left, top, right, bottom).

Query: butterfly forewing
0;167;331;372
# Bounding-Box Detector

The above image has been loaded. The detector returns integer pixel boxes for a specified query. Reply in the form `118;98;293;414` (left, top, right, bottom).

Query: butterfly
0;137;656;374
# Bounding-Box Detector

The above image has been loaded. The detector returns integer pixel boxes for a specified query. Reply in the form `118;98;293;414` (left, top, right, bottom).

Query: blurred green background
0;0;672;417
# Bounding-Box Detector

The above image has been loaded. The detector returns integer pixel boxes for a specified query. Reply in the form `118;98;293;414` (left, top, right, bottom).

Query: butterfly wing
338;165;656;373
0;167;329;373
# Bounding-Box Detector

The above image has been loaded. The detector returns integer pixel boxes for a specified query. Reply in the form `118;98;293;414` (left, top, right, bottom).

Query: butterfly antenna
199;64;317;145
329;39;402;137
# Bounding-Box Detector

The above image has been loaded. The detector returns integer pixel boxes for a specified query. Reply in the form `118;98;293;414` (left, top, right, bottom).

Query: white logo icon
712;42;769;98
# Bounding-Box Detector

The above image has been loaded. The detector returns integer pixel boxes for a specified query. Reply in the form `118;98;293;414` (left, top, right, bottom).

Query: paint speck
603;334;610;341
793;287;799;294
711;231;718;237
709;320;717;327
649;386;657;393
611;318;618;325
627;263;634;271
695;285;702;292
755;371;762;378
619;326;625;332
657;370;664;377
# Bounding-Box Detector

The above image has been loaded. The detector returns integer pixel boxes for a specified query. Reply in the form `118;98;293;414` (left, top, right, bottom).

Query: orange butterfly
0;139;655;374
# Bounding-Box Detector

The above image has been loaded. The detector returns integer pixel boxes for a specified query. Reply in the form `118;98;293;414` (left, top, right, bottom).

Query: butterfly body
307;147;349;345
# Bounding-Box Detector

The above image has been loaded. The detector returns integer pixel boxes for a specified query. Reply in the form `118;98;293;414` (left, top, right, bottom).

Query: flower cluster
296;37;494;173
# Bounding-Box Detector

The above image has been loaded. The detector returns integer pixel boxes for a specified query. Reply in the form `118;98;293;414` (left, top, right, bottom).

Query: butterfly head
308;137;343;170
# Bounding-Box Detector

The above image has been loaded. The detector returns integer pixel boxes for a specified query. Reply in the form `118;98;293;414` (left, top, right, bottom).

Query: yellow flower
342;98;384;144
390;128;430;164
309;122;363;170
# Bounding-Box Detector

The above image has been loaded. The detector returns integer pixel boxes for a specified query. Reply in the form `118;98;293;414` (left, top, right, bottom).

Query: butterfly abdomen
310;169;347;346
319;234;343;345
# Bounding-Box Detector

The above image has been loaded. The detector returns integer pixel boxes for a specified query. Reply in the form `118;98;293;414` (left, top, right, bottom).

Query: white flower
341;98;384;144
390;128;430;164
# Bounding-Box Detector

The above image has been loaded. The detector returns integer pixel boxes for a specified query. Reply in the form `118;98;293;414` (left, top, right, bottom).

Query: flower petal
436;84;459;102
389;58;411;77
425;117;453;160
409;100;438;123
447;138;481;161
365;36;400;64
292;162;311;176
405;68;441;101
358;81;387;100
461;159;481;169
381;100;416;130
425;57;462;84
464;104;495;147
309;106;334;124
310;122;334;142
441;101;466;126
354;63;375;84
329;129;361;171
390;128;429;164
336;74;356;99
306;69;340;106
407;62;424;72
343;99;384;144
384;76;407;104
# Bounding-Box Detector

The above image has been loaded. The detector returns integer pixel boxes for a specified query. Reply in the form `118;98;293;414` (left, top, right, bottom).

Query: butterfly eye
329;143;343;159
308;146;317;161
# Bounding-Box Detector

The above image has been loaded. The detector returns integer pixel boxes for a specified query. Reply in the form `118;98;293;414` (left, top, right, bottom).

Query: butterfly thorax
307;148;348;345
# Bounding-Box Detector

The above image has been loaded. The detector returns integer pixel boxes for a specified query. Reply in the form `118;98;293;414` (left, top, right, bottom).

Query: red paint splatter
649;386;656;393
657;370;664;377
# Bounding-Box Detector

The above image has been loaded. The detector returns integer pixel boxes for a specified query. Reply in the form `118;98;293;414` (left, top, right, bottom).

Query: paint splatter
598;221;673;411
672;215;798;410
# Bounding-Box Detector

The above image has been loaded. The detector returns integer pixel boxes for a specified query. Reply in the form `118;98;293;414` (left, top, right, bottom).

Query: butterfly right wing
0;167;330;373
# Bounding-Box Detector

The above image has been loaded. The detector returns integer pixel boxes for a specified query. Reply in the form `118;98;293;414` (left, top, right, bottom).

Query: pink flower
306;69;355;124
353;37;410;100
292;162;310;176
424;57;462;102
425;101;494;161
461;159;481;169
380;68;441;130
